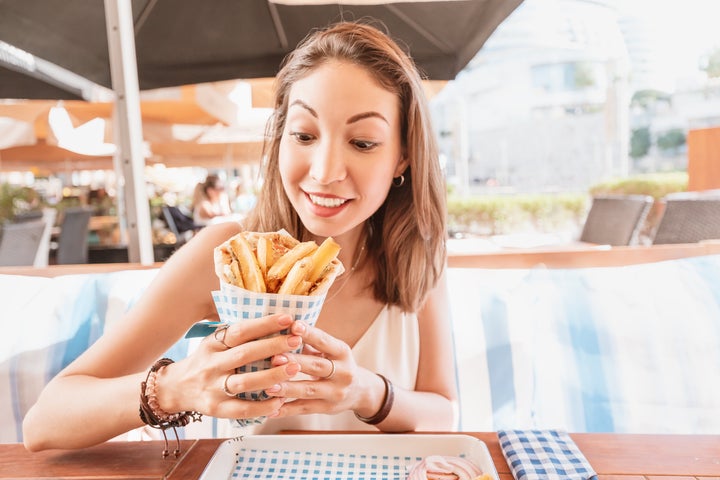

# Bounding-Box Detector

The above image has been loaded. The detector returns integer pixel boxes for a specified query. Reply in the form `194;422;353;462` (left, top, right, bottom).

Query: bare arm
22;223;297;450
389;269;459;430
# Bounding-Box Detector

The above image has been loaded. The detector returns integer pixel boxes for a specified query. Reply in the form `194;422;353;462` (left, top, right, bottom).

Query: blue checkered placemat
231;448;422;479
498;430;597;480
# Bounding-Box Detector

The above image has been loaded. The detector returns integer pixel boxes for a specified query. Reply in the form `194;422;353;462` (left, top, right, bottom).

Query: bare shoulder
157;222;242;281
174;222;241;256
192;222;243;247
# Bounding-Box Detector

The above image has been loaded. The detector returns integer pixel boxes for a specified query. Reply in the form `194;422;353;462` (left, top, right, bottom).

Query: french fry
309;259;344;296
294;280;313;296
256;235;271;276
277;256;312;294
266;241;318;287
229;259;243;289
214;231;345;296
306;237;342;284
230;234;266;293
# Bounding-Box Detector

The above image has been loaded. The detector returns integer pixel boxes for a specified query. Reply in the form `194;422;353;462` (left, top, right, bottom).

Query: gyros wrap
210;230;344;421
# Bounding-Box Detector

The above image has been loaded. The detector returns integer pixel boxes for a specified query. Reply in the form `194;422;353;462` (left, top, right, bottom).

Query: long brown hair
245;21;446;312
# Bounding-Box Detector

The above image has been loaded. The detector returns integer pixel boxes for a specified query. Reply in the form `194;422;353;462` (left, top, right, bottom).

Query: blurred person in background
232;180;257;217
192;174;232;225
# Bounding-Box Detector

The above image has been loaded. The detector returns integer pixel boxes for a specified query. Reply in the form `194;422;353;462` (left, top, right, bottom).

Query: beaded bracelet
139;358;202;458
355;373;394;425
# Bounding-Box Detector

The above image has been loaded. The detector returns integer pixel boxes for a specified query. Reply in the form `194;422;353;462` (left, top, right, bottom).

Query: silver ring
222;373;236;397
214;325;231;349
322;359;336;380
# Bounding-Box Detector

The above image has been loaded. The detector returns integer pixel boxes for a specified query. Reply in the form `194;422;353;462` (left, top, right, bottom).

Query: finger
277;398;337;417
220;331;302;372
292;321;346;358
214;396;285;420
269;352;333;379
265;378;332;401
211;313;293;350
224;362;301;397
301;344;322;356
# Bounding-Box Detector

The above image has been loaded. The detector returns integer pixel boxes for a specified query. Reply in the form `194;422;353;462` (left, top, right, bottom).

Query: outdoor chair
0;219;48;267
12;210;44;222
652;191;720;244
579;194;654;246
56;207;93;264
162;205;201;244
34;209;57;267
7;208;57;267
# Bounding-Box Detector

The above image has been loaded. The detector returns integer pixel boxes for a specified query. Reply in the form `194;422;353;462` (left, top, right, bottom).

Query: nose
309;138;346;185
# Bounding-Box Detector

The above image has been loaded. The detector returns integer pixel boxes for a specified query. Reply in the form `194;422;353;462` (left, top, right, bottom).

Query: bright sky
618;0;720;77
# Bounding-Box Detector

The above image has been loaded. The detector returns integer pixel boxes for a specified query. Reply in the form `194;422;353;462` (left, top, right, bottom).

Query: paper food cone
211;281;326;402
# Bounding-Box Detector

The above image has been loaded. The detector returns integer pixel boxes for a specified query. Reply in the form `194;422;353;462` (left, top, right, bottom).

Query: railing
2;241;720;277
448;240;720;269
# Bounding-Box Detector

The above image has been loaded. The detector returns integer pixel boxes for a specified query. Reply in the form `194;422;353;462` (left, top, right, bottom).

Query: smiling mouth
308;193;348;208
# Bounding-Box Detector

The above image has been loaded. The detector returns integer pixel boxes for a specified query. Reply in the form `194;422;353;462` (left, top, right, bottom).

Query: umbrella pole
104;0;154;265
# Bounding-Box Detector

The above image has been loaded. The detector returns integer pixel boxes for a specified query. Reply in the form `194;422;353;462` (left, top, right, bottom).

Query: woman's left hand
263;321;366;416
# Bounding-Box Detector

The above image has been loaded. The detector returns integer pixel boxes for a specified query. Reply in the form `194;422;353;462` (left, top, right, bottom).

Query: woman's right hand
154;313;302;420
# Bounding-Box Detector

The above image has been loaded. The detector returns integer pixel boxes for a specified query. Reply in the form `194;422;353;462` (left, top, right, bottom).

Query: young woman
23;21;457;451
192;173;232;225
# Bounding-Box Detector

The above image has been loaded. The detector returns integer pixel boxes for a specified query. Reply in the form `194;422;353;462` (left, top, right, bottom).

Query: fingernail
276;314;292;327
266;384;281;393
273;354;288;365
287;335;302;348
292;321;307;334
285;362;300;376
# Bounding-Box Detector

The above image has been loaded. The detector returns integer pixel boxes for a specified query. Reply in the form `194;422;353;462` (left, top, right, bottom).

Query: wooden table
1;433;719;479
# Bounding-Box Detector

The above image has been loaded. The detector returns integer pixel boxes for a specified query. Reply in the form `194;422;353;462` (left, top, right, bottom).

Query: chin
301;221;346;239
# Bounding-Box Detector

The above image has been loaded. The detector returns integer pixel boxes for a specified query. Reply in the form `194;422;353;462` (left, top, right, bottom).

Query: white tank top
230;305;419;435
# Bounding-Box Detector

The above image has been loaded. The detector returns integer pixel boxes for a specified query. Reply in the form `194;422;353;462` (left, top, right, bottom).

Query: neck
311;225;366;272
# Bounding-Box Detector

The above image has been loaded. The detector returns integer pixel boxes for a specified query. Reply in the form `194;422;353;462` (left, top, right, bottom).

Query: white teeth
308;194;347;208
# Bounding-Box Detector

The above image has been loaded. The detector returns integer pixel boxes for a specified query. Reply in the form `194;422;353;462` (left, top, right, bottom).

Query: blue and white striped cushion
3;254;720;443
449;254;720;434
0;269;165;443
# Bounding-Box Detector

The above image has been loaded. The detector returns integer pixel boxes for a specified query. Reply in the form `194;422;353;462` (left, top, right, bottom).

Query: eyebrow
347;111;389;126
289;99;389;125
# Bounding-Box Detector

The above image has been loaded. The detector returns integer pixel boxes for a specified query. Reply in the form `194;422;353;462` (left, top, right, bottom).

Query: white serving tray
199;434;499;480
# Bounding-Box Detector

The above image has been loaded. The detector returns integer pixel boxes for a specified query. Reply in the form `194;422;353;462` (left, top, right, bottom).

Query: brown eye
290;132;314;143
352;139;377;151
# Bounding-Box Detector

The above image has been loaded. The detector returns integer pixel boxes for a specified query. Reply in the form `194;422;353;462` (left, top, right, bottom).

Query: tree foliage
702;47;720;78
631;89;671;109
630;127;651;159
573;62;596;88
656;128;686;152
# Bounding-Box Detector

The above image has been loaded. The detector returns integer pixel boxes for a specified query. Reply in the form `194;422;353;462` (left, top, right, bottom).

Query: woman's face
279;60;407;240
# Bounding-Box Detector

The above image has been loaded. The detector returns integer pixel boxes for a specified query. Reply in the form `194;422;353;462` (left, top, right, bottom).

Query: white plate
199;434;499;480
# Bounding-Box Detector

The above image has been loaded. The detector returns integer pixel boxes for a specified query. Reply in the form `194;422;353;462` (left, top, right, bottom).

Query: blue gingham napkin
498;430;597;480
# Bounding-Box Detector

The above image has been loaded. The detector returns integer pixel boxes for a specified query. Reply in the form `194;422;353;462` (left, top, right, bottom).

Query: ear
394;156;409;177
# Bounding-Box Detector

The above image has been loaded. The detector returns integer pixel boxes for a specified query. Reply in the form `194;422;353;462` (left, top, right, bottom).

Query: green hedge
447;192;587;236
447;172;688;236
588;172;688;199
0;183;45;224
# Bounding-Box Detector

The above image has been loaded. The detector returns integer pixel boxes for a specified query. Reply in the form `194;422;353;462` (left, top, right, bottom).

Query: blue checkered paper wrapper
230;448;420;479
498;430;597;480
212;282;326;424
